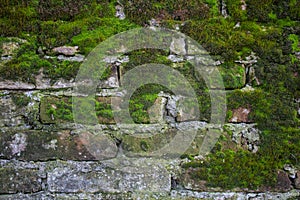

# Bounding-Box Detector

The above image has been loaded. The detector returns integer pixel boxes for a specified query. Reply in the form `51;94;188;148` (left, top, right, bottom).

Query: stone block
46;160;170;193
0;130;118;161
0;168;42;194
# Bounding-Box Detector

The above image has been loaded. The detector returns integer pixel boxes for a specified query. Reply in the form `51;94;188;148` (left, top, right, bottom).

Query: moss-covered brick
39;96;115;124
226;89;299;129
121;128;178;156
0;168;42;194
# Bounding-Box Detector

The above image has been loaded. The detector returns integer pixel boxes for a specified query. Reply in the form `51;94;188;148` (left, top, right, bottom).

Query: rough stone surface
168;54;185;62
0;130;117;161
0;80;35;90
295;172;300;189
147;96;167;123
115;5;125;20
0;190;299;200
0;2;299;199
47;160;170;193
57;54;85;62
170;37;186;55
284;164;297;179
52;46;79;56
1;42;20;57
226;123;260;153
276;171;292;192
176;96;199;122
0;168;42;194
0;93;27;127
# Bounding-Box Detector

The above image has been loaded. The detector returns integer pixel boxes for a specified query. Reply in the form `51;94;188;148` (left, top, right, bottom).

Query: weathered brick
0;168;42;194
0;130;118;161
46;160;170;193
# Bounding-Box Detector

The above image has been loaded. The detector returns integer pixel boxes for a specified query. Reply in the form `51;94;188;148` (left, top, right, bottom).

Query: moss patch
40;96;115;124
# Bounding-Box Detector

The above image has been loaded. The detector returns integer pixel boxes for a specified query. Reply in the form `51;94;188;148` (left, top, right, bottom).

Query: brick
0;168;42;194
0;130;118;161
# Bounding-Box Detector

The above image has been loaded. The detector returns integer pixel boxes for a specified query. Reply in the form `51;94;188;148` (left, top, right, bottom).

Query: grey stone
295;172;300;189
147;96;167;123
221;0;229;17
0;94;27;127
175;121;207;131
0;168;42;194
1;42;20;57
284;164;297;179
170;37;186;55
226;123;260;153
57;54;85;62
101;76;119;88
0;80;35;90
176;96;199;122
47;160;170;193
9;133;27;156
52;46;79;56
149;18;159;27
186;39;208;55
1;55;12;61
166;95;180;119
242;127;260;143
167;54;184;62
115;5;125;20
103;55;129;64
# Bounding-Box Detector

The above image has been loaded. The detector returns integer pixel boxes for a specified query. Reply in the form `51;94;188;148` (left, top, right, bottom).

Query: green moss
0;35;82;83
38;17;138;54
288;34;300;52
140;140;149;151
181;18;257;62
40;96;117;124
0;39;49;83
204;0;219;17
129;84;170;123
227;89;299;130
43;60;80;83
0;0;38;36
246;0;273;22
71;18;138;55
225;0;247;21
218;62;245;89
182;148;278;189
123;0;210;25
289;0;300;20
